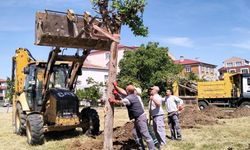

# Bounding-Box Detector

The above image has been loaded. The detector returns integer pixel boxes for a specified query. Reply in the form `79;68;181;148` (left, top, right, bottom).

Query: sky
1;0;250;78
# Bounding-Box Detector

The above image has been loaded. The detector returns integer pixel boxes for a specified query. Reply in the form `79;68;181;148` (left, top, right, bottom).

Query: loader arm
42;48;91;98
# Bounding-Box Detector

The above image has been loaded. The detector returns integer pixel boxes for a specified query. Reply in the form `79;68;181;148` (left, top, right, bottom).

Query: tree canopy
76;77;104;106
5;77;14;102
91;0;148;36
118;42;182;96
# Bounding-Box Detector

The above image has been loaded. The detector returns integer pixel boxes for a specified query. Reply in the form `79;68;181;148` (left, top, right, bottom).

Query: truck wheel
240;101;250;108
198;101;208;110
80;107;100;136
26;114;44;145
15;104;26;135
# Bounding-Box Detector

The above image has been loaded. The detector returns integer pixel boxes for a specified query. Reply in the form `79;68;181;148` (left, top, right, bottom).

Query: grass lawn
0;107;250;150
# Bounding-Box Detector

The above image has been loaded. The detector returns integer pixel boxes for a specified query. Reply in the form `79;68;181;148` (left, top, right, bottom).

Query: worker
109;84;155;150
113;83;144;109
164;89;184;140
149;86;166;145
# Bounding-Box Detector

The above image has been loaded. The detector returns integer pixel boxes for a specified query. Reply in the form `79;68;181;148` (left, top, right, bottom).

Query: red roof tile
174;59;216;67
0;86;6;90
0;79;6;83
174;59;200;65
218;65;250;71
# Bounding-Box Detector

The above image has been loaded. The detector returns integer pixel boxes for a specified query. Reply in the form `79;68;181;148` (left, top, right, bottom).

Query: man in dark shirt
109;84;155;150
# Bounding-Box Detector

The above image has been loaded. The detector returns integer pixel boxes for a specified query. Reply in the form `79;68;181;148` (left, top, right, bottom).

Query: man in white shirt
149;86;166;145
164;89;184;140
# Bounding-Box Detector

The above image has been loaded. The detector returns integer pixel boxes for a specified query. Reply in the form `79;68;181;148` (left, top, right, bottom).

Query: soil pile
68;106;250;149
230;107;250;118
180;106;250;128
68;122;137;150
180;106;218;128
202;106;230;119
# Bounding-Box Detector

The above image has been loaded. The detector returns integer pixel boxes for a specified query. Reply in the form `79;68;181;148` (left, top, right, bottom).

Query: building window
185;65;191;72
104;75;108;83
105;52;110;60
229;69;236;73
241;68;249;74
236;61;242;66
201;66;205;72
227;62;233;67
210;68;214;74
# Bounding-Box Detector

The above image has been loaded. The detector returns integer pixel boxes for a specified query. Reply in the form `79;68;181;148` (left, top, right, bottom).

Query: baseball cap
151;86;159;92
135;87;142;95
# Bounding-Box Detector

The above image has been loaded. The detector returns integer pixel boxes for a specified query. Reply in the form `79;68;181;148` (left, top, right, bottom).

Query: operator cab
24;61;69;111
242;74;250;98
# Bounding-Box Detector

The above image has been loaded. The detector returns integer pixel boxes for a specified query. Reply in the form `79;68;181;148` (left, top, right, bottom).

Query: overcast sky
1;0;250;78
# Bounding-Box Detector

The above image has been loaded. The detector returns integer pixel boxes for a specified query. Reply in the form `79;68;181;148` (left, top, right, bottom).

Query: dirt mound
68;139;103;150
230;107;250;118
68;107;250;149
180;106;218;128
68;122;137;150
202;106;230;119
180;106;250;128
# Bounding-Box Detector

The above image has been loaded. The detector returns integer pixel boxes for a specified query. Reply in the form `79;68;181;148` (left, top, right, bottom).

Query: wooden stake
103;39;119;150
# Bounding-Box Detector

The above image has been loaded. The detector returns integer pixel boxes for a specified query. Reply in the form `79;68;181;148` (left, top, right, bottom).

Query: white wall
87;48;126;72
77;68;108;89
76;67;109;100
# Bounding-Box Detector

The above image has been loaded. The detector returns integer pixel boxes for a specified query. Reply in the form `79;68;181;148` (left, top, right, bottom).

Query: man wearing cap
110;84;155;150
149;86;166;145
164;89;183;140
113;84;144;109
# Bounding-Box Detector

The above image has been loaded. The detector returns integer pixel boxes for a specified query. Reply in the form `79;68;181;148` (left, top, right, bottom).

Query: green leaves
118;42;182;96
76;77;104;103
5;77;14;102
91;0;148;36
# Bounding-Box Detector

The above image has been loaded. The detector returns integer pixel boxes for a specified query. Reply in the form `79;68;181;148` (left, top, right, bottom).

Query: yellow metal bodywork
12;48;32;125
17;93;30;111
44;94;80;128
14;48;32;94
12;48;81;132
198;73;240;99
55;117;80;126
44;96;57;123
173;81;179;96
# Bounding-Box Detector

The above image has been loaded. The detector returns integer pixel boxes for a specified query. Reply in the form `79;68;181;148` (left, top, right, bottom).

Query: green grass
0;108;250;150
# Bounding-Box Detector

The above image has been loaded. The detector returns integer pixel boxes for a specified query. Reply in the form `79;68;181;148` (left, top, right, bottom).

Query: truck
12;9;113;145
173;73;250;110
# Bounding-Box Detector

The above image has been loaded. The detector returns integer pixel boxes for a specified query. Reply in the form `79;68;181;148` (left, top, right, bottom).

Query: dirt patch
69;106;250;149
68;122;137;150
68;139;103;150
202;106;230;119
180;106;218;128
230;107;250;118
180;106;250;129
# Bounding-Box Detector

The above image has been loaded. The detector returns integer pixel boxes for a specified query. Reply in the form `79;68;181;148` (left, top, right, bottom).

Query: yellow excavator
11;9;113;145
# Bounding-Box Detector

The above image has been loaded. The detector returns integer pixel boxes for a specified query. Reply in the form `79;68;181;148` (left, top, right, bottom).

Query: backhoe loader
12;9;114;145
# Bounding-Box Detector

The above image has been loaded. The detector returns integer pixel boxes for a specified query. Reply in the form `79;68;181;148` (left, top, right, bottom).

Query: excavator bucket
35;10;112;50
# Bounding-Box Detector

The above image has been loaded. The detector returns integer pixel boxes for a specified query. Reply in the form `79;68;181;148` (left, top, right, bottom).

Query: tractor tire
80;107;100;136
240;101;250;108
15;103;26;135
26;114;44;145
198;101;208;110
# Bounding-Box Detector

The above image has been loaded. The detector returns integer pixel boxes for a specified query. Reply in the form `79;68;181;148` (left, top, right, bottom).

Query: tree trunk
103;39;119;150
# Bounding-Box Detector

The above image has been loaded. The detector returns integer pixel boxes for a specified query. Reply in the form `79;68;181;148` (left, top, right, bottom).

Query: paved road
0;106;12;113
